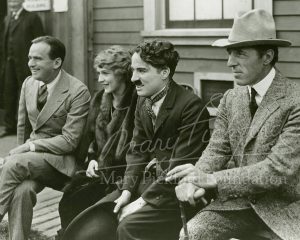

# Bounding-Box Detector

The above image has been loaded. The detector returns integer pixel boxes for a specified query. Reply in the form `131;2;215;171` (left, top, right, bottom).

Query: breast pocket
52;104;68;119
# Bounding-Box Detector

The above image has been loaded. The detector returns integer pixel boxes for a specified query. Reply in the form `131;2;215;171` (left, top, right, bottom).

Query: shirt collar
248;67;275;99
13;7;23;20
39;70;62;95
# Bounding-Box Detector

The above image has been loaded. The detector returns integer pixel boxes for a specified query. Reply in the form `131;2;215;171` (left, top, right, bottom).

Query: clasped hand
9;143;30;155
113;190;147;222
165;164;217;206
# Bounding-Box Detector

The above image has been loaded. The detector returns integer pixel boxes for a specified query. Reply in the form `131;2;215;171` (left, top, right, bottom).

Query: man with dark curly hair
62;39;210;240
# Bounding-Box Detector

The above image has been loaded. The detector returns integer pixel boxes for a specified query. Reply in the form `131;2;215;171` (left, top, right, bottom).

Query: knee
2;156;17;171
179;214;212;240
13;180;37;202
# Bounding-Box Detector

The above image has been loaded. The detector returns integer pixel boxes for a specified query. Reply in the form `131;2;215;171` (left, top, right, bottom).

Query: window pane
196;0;222;20
223;0;252;19
169;0;194;21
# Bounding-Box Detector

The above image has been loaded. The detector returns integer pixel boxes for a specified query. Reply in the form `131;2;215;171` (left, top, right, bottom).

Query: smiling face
131;52;169;97
96;67;126;96
227;47;269;86
28;42;61;84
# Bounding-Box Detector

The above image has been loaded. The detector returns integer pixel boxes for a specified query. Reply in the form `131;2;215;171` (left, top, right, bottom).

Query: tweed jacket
121;80;210;207
197;70;300;240
17;70;91;177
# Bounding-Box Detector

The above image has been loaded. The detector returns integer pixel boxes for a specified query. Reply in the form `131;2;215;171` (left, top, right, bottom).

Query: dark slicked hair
32;36;66;66
253;45;278;66
133;39;180;77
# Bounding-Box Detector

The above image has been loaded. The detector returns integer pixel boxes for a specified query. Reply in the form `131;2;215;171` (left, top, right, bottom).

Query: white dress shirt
248;67;275;106
39;70;62;101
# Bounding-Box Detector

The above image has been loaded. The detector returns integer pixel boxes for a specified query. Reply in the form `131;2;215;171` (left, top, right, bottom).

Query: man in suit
0;0;44;137
0;36;90;240
166;9;300;240
62;40;210;240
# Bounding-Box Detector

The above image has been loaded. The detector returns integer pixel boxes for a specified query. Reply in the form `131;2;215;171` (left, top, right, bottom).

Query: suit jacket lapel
244;71;286;146
3;15;10;40
10;10;26;33
35;71;69;130
153;81;176;134
26;79;40;125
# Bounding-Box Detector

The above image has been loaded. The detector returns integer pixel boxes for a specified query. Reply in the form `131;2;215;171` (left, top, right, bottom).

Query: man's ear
263;49;275;65
53;58;62;69
161;67;170;80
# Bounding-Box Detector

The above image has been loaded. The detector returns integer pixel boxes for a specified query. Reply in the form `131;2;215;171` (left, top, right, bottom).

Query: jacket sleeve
17;78;32;144
213;104;300;201
195;90;233;172
31;85;91;154
141;96;210;207
121;98;151;193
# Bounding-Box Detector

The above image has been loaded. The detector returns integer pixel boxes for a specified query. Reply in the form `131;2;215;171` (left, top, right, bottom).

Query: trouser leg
179;209;282;240
8;180;44;240
117;204;182;240
0;152;69;216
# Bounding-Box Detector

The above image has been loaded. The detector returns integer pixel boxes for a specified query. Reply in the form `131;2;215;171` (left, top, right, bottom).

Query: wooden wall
92;0;300;89
274;0;300;83
39;0;89;86
91;0;143;90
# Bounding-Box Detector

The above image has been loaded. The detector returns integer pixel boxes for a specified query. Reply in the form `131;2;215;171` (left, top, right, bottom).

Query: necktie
249;87;258;119
145;82;170;121
37;85;48;111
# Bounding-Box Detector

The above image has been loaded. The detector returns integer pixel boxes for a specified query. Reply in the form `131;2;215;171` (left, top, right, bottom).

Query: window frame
142;0;272;42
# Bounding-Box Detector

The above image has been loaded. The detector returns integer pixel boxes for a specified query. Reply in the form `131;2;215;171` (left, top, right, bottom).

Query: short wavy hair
32;36;66;66
94;45;132;84
133;39;180;77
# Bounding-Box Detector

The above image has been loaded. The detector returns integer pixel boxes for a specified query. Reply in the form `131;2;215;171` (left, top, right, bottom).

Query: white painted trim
143;0;273;37
141;29;231;37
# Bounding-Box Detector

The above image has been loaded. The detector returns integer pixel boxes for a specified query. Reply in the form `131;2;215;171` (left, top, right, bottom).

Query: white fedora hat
212;9;291;48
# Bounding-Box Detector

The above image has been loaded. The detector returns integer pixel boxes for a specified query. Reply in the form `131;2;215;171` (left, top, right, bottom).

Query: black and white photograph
0;0;299;239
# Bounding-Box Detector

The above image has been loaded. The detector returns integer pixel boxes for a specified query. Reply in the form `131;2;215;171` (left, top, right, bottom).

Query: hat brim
212;38;292;48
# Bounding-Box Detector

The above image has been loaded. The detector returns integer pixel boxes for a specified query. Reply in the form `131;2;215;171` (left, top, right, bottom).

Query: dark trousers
3;58;23;132
62;189;191;240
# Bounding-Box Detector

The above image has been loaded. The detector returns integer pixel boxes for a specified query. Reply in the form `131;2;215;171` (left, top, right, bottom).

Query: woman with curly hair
57;45;137;237
62;40;210;240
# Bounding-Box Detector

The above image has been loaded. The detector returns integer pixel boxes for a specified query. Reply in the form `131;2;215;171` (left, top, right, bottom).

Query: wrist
28;142;35;152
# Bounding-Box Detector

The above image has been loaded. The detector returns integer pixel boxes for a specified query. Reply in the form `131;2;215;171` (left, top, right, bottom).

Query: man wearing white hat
166;9;300;240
